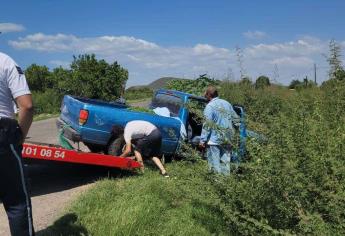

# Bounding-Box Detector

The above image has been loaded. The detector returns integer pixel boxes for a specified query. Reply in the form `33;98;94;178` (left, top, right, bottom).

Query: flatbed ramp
22;142;141;170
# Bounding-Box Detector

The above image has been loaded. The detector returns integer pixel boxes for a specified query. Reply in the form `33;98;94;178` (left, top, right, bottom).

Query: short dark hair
206;86;218;98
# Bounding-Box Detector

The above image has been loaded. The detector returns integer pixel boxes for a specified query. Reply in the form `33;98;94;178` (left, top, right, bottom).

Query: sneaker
160;172;170;178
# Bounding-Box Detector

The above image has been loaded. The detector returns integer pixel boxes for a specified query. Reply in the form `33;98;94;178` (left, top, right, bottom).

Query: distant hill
127;77;186;90
147;77;185;90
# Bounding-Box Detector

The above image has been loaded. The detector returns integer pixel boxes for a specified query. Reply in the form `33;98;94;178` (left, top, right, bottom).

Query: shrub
255;75;270;89
32;89;63;115
125;87;153;100
166;74;219;96
216;81;345;235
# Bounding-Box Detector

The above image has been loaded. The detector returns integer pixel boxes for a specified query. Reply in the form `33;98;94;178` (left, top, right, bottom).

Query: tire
163;154;173;163
84;142;104;153
107;136;125;156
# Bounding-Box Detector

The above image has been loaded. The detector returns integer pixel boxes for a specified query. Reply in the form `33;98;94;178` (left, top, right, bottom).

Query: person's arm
5;57;33;141
120;126;132;157
120;142;132;157
229;104;240;127
199;105;213;147
16;94;34;140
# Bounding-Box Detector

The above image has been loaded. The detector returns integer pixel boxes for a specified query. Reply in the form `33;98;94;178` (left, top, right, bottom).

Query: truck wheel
107;136;125;156
84;142;103;153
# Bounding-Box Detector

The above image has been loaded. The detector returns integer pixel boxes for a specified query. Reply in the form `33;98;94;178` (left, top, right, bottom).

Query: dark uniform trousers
0;118;34;236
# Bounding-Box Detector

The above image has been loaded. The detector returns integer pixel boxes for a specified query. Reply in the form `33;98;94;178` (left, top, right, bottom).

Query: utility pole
314;63;317;84
273;64;279;83
236;46;246;79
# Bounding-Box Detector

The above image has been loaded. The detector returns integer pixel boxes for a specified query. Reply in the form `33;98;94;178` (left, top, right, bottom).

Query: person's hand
199;142;206;150
139;162;145;173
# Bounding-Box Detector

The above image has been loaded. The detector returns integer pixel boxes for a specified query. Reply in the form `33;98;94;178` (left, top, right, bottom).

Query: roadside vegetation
26;54;128;116
32;40;345;235
40;161;230;236
124;86;153;102
40;74;345;235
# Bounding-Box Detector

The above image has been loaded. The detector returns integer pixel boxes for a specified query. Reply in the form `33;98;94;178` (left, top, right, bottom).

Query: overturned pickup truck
56;89;247;158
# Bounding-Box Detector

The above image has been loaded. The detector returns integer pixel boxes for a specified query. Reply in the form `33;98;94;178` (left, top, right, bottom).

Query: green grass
39;161;229;236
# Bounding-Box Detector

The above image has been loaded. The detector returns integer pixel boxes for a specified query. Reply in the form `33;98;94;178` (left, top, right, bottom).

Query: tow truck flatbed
22;142;141;170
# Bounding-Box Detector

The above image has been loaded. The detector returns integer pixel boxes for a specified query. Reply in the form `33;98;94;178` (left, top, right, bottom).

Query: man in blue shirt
199;86;239;175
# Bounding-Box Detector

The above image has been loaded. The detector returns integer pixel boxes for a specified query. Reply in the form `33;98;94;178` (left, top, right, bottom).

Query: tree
289;78;316;89
327;39;343;79
166;74;219;96
50;67;72;93
64;54;128;101
25;64;52;92
255;75;270;89
289;79;304;89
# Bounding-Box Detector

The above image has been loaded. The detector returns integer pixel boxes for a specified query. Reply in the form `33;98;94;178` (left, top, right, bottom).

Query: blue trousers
0;118;34;236
206;145;231;175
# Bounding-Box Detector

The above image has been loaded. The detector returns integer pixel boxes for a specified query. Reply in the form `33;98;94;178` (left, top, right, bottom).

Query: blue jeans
206;145;231;175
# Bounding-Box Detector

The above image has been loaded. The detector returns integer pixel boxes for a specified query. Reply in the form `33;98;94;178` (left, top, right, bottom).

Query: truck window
151;93;183;117
186;98;207;139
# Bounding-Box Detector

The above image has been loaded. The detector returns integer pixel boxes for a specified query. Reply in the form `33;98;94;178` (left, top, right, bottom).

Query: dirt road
0;118;112;235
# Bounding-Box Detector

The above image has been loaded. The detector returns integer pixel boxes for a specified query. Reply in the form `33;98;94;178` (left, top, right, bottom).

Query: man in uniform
0;52;34;235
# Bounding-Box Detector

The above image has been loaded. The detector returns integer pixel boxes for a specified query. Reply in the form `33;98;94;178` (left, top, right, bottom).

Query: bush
255;75;270;89
26;54;129;116
32;89;63;115
168;77;345;234
166;74;219;96
25;64;53;92
125;87;153;100
216;81;345;235
63;54;128;101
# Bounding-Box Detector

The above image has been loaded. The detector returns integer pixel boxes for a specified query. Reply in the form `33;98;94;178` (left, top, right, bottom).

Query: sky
1;0;345;87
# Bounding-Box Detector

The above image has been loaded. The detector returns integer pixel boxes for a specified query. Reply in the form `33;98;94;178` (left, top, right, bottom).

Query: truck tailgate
60;95;85;132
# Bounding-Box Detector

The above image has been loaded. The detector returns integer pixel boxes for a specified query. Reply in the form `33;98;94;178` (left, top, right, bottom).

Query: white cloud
9;33;159;53
245;37;326;59
49;60;70;68
0;23;25;33
269;57;313;67
243;30;267;40
9;33;338;86
9;33;232;74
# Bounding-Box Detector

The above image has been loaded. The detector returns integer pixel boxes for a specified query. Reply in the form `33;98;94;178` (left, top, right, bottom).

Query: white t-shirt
0;52;31;118
124;120;157;144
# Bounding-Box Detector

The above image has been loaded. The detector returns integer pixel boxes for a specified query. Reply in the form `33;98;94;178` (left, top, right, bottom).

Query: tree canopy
25;54;128;101
255;75;270;89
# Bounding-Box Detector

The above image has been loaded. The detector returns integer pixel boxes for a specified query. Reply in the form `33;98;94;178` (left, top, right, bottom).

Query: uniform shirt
200;97;239;145
0;52;31;118
123;120;157;144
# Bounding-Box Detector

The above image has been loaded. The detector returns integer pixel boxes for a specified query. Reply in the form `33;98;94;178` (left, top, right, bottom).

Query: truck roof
156;89;207;102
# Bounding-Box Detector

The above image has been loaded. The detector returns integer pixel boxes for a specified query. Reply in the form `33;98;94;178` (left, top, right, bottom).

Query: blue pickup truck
56;89;247;158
